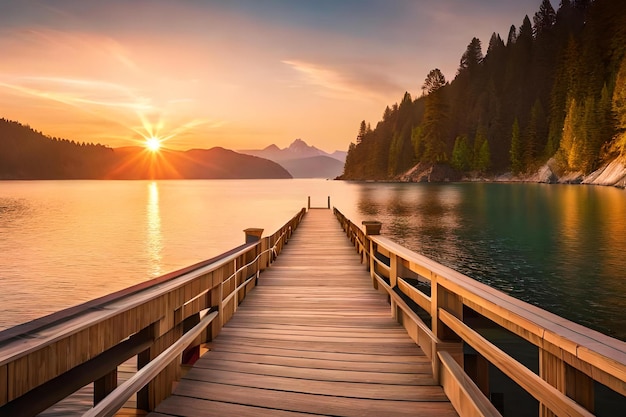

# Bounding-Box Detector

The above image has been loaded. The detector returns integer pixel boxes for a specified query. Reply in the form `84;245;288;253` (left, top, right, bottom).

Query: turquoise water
354;182;626;341
1;179;625;415
0;180;624;338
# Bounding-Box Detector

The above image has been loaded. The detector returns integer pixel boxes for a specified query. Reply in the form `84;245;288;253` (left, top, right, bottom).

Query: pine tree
472;125;487;171
613;57;626;156
451;135;472;171
477;140;492;173
510;118;524;174
459;37;484;75
533;0;557;37
356;120;367;144
421;69;449;162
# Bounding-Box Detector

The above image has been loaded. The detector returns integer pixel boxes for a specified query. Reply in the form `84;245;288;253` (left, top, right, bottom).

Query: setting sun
146;137;161;152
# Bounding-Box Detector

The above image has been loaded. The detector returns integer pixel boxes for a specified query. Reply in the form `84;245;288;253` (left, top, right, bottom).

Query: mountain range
239;139;346;178
0;118;291;180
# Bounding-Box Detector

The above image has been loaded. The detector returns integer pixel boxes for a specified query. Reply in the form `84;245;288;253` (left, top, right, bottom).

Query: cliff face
388;157;626;188
516;158;626;188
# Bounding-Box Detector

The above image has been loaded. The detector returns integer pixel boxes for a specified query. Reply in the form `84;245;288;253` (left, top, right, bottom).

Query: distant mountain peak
263;144;281;152
238;138;347;165
287;138;324;157
289;138;307;148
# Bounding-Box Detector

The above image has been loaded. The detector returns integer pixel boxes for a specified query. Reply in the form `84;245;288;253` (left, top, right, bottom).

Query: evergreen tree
472;125;487;171
612;56;626;156
422;68;447;95
411;126;425;161
525;99;548;166
477;139;492;173
451;135;472;171
459;37;483;75
356;120;367;144
421;69;449;162
533;0;557;38
510;118;524;174
342;0;624;181
507;25;517;45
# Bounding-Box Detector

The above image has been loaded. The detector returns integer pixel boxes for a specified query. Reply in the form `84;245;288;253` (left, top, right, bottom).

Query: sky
0;0;556;153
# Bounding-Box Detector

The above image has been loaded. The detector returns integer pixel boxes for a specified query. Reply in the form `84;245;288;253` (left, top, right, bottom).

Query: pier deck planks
149;209;457;417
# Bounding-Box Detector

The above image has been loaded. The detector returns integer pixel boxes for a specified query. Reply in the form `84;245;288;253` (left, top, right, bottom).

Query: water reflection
146;182;163;276
356;182;626;341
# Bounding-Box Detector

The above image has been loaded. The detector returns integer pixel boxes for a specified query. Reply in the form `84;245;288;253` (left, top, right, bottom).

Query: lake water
1;179;625;416
0;179;624;341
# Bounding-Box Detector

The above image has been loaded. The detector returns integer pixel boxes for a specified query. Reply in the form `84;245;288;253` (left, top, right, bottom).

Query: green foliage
533;0;556;37
411;126;424;161
459;38;483;75
451;135;471;171
613;57;626;156
510;118;524;174
471;125;487;170
422;69;447;95
477;140;492;173
342;0;624;180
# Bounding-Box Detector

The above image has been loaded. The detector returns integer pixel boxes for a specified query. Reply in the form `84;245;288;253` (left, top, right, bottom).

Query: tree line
0;118;116;179
343;0;626;180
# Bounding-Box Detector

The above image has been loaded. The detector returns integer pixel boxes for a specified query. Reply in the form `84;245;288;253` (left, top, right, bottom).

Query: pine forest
342;0;626;181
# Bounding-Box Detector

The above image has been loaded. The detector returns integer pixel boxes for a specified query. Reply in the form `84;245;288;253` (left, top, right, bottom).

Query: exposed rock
521;157;626;188
583;159;626;187
527;160;559;183
397;163;462;182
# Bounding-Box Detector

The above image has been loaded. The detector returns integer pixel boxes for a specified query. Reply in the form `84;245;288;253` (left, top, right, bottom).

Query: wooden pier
0;200;624;417
148;209;456;416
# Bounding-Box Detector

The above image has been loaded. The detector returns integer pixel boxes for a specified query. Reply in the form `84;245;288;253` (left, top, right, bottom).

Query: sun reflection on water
146;181;163;276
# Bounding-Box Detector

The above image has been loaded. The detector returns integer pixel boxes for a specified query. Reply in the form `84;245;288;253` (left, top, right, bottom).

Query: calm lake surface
0;179;625;342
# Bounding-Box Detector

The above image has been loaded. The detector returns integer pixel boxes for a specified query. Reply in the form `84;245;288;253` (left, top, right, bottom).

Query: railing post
308;196;311;210
244;228;264;244
327;196;330;209
539;350;594;416
94;368;117;405
389;253;398;320
540;350;565;417
431;275;464;383
362;221;381;289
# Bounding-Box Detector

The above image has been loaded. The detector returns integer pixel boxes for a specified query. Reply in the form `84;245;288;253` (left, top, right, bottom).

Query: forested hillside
0;118;116;179
343;0;626;181
0;118;292;179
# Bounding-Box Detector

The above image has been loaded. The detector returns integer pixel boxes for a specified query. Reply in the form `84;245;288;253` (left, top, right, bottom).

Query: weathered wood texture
0;209;305;416
335;207;626;417
149;209;458;417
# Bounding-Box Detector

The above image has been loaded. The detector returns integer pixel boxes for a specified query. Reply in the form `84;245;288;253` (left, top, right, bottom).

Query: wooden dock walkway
148;209;458;417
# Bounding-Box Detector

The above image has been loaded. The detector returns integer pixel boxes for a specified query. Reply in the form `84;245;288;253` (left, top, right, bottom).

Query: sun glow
145;137;161;152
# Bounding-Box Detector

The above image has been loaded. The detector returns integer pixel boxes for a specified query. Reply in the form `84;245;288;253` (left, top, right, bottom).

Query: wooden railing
0;208;306;417
334;208;626;417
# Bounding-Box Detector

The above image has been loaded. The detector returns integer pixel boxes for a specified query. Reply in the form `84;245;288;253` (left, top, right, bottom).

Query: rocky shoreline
386;157;626;188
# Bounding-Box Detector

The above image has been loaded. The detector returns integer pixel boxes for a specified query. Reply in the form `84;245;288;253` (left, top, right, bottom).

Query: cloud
0;75;153;112
282;59;402;101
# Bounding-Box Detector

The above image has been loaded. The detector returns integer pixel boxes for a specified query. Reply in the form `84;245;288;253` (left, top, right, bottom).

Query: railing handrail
0;207;307;416
0;240;262;366
371;234;626;358
82;310;219;417
333;206;626;417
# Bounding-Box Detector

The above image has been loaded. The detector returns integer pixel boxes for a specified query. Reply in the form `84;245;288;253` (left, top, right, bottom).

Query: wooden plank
194;358;436;385
439;309;593;417
198;350;429;373
148;209;457;417
151;400;316;417
183;368;446;401
438;351;501;417
160;380;457;417
207;342;425;363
